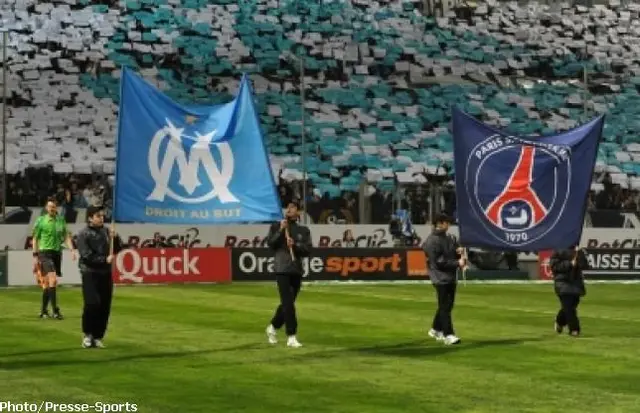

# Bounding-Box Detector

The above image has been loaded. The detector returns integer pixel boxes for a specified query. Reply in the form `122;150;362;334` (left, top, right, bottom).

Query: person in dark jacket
76;206;125;349
423;214;466;345
549;245;587;337
265;202;312;348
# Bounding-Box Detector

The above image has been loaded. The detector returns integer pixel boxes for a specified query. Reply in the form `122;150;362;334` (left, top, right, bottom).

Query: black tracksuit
76;225;125;341
266;219;312;336
549;248;587;334
423;229;461;336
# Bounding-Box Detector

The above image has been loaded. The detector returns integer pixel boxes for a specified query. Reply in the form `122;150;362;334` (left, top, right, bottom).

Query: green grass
1;283;639;413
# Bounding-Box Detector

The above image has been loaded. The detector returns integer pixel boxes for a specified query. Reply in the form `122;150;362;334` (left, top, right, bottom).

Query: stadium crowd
1;0;640;228
1;167;637;226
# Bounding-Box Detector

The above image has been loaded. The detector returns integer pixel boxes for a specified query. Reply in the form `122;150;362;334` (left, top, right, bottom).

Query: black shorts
39;250;62;277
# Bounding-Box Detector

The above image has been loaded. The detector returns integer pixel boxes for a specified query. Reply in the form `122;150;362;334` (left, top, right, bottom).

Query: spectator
82;185;94;206
71;182;88;208
623;196;637;212
89;184;106;207
60;189;78;223
3;166;640;228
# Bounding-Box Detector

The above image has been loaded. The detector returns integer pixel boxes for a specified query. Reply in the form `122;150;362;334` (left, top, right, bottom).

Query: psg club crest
451;106;604;251
464;135;571;247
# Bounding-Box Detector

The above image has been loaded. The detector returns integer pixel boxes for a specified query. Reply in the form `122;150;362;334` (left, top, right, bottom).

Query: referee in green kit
32;198;77;319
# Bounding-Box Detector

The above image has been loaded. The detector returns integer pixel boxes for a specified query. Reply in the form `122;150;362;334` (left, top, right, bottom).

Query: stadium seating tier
0;0;639;199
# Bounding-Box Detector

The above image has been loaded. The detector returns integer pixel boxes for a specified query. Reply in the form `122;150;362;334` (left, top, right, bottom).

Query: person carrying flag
423;214;466;345
549;245;587;337
76;205;126;348
265;201;312;348
32;198;77;319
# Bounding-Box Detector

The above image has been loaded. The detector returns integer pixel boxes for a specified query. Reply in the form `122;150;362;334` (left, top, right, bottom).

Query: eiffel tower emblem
484;146;547;229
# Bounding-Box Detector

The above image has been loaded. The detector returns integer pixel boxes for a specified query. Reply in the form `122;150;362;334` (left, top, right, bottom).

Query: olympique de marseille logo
464;134;572;247
146;118;239;204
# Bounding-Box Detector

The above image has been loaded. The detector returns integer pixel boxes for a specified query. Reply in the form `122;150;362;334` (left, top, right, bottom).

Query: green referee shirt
32;214;68;252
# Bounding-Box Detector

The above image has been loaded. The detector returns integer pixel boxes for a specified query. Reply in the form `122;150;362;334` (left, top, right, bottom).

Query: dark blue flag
113;67;282;224
452;107;604;251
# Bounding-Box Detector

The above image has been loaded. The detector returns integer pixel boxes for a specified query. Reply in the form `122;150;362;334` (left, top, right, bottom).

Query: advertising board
7;250;83;286
3;224;638;264
113;248;231;284
582;248;640;279
5;248;230;286
231;248;429;281
538;248;640;280
537;250;553;280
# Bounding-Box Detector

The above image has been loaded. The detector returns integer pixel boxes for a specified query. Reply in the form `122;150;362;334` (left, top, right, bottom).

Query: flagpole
462;248;468;286
583;62;588;121
299;54;307;224
110;66;127;256
1;31;7;221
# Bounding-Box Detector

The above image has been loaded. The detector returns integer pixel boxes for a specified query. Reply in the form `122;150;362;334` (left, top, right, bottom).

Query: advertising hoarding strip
5;249;231;287
230;248;533;282
112;248;232;284
582;248;640;274
6;280;640;288
0;252;7;287
538;248;640;281
7;247;640;288
3;223;640;264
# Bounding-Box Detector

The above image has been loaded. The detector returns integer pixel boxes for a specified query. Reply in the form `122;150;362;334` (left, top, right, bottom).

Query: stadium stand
0;0;638;226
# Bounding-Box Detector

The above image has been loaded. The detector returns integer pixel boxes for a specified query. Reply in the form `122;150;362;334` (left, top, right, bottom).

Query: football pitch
1;283;639;413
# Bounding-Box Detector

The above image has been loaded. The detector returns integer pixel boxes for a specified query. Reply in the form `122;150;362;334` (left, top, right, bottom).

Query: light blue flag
113;67;283;224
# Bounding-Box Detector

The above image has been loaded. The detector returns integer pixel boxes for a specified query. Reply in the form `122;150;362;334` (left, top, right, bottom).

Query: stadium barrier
538;248;640;280
4;248;640;287
2;224;640;263
580;248;640;280
0;251;7;287
8;250;82;286
112;247;231;284
230;248;529;282
232;248;427;282
6;248;231;287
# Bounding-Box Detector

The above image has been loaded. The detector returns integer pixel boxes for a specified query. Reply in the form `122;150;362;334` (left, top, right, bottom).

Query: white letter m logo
147;119;239;204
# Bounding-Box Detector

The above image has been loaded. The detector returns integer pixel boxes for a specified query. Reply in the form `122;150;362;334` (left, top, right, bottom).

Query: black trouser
432;283;457;336
270;273;302;336
81;271;114;340
556;294;580;333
